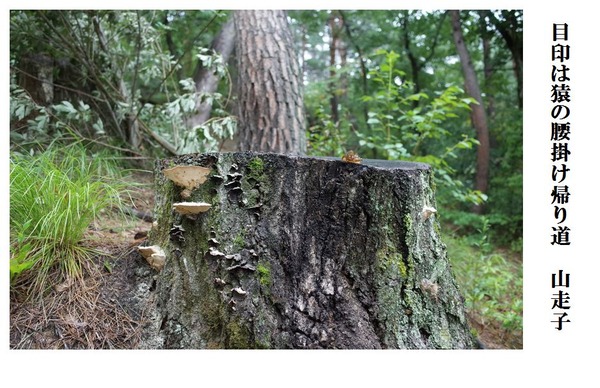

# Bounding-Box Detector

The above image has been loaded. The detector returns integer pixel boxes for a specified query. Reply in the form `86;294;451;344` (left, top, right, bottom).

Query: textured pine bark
139;152;476;349
233;10;306;154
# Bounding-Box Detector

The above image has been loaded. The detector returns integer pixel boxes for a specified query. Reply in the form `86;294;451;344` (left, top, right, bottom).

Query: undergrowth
10;143;127;301
444;216;523;340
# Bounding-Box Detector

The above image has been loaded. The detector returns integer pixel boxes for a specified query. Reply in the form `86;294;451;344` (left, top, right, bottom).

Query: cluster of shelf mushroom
163;165;213;216
137;165;213;271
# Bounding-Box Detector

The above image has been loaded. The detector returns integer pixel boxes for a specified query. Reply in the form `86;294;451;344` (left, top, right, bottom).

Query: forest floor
9;171;522;350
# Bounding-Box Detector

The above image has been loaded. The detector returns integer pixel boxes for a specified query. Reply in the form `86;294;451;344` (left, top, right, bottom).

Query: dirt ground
9;171;522;350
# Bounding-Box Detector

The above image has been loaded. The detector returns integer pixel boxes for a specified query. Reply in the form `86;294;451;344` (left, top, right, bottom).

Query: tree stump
140;152;476;349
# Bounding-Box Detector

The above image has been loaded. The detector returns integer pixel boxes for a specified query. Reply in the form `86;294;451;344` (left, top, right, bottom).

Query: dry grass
10;249;147;349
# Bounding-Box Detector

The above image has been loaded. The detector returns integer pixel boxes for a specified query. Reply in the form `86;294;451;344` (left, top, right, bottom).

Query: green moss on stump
257;262;271;287
247;157;265;178
226;319;252;349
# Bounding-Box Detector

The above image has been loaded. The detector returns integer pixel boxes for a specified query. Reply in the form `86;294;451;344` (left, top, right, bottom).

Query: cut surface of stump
141;152;476;349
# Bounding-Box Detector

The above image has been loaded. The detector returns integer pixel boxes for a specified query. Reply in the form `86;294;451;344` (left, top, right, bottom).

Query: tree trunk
400;11;447;109
337;17;348;105
479;11;496;120
328;14;338;124
328;12;345;124
186;17;236;130
400;11;422;104
139;152;476;349
18;54;55;106
233;10;306;154
449;10;490;213
487;10;523;110
339;11;369;127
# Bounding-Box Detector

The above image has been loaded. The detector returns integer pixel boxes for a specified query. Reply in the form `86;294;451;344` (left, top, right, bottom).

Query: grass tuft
10;143;126;300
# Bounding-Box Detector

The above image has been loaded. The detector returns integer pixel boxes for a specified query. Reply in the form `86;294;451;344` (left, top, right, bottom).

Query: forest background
8;9;523;349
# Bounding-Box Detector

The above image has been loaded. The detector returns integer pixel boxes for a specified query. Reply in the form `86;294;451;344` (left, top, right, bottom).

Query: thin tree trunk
486;10;523;110
163;11;182;82
400;12;422;107
449;10;490;213
328;12;346;124
478;11;496;122
337;17;348;104
400;11;446;107
338;11;369;127
233;10;306;154
187;17;236;130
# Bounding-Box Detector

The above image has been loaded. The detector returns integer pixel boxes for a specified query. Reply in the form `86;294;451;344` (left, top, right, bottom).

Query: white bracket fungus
172;202;212;215
231;287;248;297
422;206;437;220
163;165;212;199
137;245;167;271
208;247;226;258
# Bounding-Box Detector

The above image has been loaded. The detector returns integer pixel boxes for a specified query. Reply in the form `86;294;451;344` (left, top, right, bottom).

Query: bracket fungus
226;262;256;272
172;202;212;215
137;245;167;271
207;247;226;258
231;287;248;297
163;165;212;199
422;206;437;220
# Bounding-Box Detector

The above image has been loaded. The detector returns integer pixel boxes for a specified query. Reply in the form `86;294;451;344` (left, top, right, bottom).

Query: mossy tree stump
140;152;476;349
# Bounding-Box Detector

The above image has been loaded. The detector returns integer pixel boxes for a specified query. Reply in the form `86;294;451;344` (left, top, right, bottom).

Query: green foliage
232;231;245;251
306;106;348;156
10;83;51;146
446;217;523;335
10;143;126;299
307;48;485;207
361;50;486;206
10;10;235;155
486;109;523;245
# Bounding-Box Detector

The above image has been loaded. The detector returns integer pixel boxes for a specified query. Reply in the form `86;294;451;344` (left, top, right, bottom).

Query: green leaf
92;119;105;135
56;100;76;114
78;100;90;111
15;104;26;120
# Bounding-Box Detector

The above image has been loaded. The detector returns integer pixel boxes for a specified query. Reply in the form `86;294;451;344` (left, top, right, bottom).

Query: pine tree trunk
233;10;306;154
139;152;476;349
450;10;490;213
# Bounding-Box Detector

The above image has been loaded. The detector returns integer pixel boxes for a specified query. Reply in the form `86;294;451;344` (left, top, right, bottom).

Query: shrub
445;218;523;336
